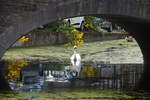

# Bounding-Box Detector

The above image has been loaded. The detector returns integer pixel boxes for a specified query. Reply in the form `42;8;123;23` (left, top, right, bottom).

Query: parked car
65;17;85;31
95;18;113;32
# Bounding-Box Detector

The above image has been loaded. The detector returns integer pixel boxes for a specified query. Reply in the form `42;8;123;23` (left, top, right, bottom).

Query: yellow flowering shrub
39;19;84;46
71;29;78;33
84;23;93;29
80;66;94;78
5;60;28;80
18;36;29;43
66;28;84;46
74;32;84;39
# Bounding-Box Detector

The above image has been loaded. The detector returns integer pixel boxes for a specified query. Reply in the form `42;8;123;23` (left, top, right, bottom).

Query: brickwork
0;0;150;90
0;0;150;34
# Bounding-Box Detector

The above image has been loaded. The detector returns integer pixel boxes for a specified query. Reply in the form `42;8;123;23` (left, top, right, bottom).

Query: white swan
70;46;82;73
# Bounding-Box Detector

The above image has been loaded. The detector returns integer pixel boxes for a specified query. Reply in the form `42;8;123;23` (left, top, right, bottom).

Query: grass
1;89;150;100
0;91;25;100
2;39;143;64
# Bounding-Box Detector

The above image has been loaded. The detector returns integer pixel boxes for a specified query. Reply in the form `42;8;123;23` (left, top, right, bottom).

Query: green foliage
35;19;84;46
33;17;106;46
84;16;102;33
45;20;71;32
84;16;95;25
35;20;69;32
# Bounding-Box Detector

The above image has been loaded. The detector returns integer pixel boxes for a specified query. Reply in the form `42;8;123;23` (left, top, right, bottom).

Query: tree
39;20;84;46
84;16;102;32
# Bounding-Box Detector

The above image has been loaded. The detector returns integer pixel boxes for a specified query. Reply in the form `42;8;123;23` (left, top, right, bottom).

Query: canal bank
2;39;143;64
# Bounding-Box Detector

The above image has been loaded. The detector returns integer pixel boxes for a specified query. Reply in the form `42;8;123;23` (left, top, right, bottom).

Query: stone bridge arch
0;0;150;90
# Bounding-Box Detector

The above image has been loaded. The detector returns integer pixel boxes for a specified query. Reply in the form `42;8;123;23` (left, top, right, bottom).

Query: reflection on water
1;60;143;90
5;60;28;80
0;60;148;99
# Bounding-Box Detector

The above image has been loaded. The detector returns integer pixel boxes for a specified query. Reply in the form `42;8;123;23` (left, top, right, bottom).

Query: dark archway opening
0;15;148;92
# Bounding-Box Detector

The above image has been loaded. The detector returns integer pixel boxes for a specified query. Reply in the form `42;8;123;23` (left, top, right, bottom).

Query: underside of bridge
121;22;150;91
0;0;150;91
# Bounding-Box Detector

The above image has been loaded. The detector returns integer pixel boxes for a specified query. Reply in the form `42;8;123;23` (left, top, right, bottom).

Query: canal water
0;60;149;100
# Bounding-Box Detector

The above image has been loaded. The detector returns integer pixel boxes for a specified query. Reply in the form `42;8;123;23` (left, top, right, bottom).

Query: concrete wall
12;31;127;47
13;31;67;47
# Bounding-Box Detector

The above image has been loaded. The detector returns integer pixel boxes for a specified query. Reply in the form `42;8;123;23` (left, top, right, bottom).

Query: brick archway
0;0;150;90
